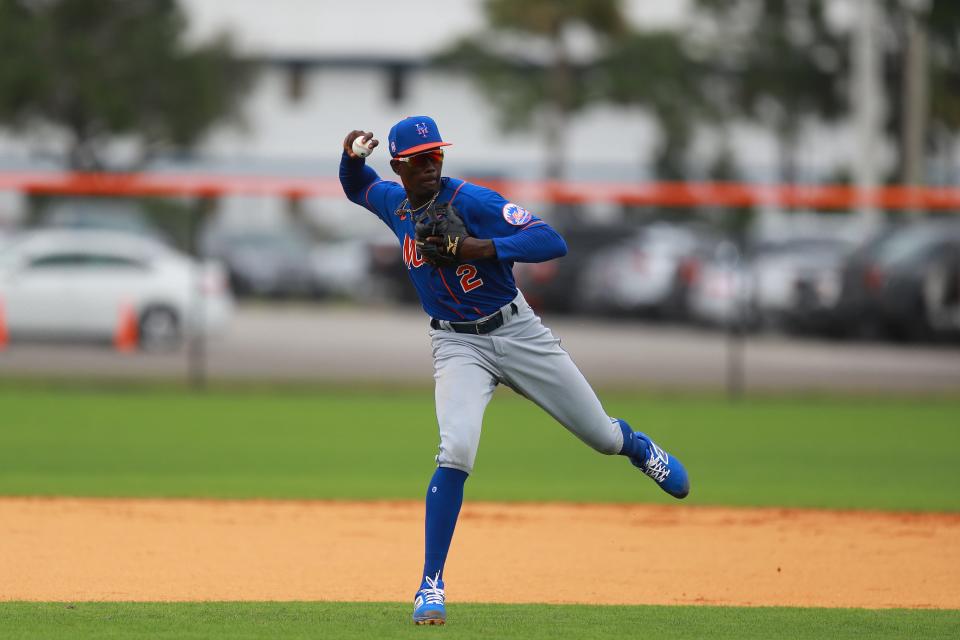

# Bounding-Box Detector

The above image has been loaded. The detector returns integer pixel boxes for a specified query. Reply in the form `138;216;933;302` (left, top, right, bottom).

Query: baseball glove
414;202;469;267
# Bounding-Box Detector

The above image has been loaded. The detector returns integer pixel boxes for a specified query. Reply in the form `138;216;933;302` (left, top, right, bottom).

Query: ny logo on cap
415;122;430;138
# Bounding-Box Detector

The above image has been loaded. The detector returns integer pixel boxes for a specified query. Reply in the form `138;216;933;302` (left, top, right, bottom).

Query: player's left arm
456;192;567;263
488;221;567;263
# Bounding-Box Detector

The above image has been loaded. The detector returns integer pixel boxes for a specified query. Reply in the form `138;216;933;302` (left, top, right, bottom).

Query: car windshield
639;226;702;253
754;238;851;257
875;226;942;266
231;233;308;253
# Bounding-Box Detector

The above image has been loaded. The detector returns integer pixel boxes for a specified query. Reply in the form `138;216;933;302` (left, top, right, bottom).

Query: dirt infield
1;497;957;608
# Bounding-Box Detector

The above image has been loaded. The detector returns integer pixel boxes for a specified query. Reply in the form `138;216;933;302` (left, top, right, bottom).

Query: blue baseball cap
387;115;452;158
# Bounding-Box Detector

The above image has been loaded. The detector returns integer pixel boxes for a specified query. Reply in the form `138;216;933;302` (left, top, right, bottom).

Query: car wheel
139;305;181;351
228;271;252;297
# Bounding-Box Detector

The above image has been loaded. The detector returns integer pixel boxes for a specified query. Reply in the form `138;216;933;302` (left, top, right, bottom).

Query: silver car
749;237;855;332
577;223;721;319
0;229;233;350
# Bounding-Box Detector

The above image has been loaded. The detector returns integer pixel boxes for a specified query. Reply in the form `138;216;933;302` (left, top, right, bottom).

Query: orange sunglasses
395;149;444;168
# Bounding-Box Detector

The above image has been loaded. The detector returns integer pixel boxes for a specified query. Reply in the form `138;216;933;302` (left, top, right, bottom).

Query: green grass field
0;387;958;510
1;386;958;639
1;602;957;640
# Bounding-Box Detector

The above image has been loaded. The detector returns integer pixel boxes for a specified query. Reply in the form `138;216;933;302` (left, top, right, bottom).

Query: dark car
201;225;321;298
575;222;724;320
512;221;636;315
36;197;173;245
749;236;857;335
837;220;960;342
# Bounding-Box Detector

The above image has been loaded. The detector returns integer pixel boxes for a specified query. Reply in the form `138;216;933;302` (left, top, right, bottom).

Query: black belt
431;302;519;335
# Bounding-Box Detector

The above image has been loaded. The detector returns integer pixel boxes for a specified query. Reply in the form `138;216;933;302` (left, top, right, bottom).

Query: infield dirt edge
1;497;957;609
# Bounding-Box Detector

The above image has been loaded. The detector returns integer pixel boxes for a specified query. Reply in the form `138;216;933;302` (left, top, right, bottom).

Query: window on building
387;64;406;104
287;62;308;103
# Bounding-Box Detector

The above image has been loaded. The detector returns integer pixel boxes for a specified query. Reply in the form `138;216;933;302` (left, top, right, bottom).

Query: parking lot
1;303;958;393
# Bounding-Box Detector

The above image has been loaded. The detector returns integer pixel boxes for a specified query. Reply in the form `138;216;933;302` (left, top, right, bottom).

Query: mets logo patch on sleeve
502;203;532;226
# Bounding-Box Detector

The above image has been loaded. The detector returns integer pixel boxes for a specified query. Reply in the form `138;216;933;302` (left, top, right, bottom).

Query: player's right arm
339;130;402;223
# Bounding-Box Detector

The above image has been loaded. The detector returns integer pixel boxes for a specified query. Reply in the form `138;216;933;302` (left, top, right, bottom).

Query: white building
0;0;889;238
179;0;694;234
181;0;694;182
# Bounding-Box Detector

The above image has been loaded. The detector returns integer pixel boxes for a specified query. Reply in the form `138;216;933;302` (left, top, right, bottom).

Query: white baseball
352;136;374;158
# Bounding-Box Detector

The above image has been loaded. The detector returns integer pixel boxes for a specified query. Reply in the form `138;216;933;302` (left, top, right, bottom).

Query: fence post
721;241;745;401
186;196;212;390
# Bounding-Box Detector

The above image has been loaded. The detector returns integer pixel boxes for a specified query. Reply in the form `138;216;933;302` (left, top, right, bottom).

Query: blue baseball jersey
340;153;567;321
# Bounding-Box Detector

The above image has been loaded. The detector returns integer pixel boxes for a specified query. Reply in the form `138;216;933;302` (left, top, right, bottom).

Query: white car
0;229;233;350
749;237;853;330
688;242;754;327
577;223;719;318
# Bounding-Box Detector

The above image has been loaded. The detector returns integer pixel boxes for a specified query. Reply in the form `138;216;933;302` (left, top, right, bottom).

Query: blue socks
616;419;647;460
419;420;648;587
422;466;468;584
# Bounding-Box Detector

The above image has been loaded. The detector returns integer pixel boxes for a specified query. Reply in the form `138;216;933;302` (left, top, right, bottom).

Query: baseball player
340;116;689;625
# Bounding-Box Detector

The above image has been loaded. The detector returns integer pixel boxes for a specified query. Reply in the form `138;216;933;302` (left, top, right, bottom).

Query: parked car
748;236;856;334
0;229;233;350
688;241;754;328
309;238;372;299
513;222;635;314
201;225;320;298
921;244;960;339
36;197;173;245
836;220;960;341
575;223;722;320
365;237;420;305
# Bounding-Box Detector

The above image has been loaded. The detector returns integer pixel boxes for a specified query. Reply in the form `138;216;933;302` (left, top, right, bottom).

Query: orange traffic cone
0;297;8;350
114;301;139;353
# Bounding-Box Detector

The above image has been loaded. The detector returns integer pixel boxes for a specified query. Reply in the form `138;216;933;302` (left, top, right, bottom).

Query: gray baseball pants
429;290;624;473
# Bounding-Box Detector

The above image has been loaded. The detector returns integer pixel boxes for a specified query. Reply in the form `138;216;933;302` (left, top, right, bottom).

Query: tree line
438;0;960;185
0;0;956;186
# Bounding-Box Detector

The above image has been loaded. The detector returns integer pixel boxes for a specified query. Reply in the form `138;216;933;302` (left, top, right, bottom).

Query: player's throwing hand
343;130;378;159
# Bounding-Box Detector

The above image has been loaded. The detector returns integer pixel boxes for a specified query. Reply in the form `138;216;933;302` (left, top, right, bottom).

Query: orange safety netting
1;171;958;210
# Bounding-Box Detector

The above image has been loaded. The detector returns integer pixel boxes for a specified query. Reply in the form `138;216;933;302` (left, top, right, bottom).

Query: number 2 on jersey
456;264;483;292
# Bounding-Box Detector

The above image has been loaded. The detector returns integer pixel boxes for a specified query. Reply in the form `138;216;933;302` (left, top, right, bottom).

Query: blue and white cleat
412;573;446;625
620;423;690;499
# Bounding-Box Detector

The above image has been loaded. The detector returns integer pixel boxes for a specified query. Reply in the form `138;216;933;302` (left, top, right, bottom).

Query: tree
436;0;627;181
924;2;960;137
885;0;960;185
692;0;847;185
0;0;252;171
695;0;960;187
440;1;743;183
596;30;718;180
